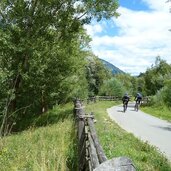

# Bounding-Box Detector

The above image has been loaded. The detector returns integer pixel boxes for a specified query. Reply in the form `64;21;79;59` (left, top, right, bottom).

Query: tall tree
0;0;119;135
85;53;111;96
99;77;125;97
143;56;171;95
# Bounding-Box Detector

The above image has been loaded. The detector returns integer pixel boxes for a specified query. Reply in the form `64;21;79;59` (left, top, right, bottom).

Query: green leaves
143;56;171;95
0;0;119;135
99;77;125;97
85;53;111;96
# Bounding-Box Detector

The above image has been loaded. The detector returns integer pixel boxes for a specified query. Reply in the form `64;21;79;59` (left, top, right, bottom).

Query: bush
162;80;171;107
99;78;125;97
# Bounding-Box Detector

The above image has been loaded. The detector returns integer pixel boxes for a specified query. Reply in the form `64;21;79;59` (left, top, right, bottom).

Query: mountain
100;59;125;74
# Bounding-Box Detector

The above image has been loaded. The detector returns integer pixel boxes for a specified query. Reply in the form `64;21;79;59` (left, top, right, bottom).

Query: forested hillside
100;59;125;74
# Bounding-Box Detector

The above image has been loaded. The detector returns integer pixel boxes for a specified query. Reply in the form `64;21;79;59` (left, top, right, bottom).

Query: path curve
107;103;171;161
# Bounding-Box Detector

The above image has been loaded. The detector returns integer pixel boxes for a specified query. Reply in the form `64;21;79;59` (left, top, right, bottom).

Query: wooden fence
98;96;122;101
74;99;136;171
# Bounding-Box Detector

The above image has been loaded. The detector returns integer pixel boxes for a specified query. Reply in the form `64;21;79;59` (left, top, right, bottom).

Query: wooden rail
86;96;122;104
142;97;149;104
74;99;136;171
97;96;122;101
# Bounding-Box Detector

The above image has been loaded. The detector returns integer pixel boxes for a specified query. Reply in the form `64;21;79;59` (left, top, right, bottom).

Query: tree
0;0;119;135
162;79;171;107
99;77;125;97
143;56;171;95
85;53;111;96
115;73;141;95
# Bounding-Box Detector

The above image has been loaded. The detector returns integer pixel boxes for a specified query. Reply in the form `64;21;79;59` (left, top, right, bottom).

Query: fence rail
74;99;136;171
98;96;122;101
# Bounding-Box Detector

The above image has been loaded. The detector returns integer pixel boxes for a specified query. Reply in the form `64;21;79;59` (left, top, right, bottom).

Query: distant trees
162;80;171;107
99;77;125;97
85;53;111;96
136;56;171;108
143;56;171;96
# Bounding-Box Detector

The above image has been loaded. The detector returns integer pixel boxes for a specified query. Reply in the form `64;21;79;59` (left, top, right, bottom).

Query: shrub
99;78;125;97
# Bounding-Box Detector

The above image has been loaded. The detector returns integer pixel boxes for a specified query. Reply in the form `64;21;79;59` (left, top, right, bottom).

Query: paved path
107;103;171;161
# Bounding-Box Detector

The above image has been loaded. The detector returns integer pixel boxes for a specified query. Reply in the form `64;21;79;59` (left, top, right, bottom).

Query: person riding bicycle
122;93;130;110
135;92;142;105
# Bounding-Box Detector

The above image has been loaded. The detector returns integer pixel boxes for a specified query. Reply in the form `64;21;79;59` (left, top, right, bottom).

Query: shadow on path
152;125;171;132
117;110;124;113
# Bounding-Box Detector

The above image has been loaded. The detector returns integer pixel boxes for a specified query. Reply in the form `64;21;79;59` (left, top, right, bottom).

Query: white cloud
142;0;169;11
84;23;103;36
84;1;171;75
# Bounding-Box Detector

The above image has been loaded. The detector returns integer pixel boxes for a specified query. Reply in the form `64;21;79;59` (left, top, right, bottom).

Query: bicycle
123;100;128;112
134;100;140;112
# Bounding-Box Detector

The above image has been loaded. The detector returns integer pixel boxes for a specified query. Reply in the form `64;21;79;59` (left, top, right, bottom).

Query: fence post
87;116;107;163
74;99;87;170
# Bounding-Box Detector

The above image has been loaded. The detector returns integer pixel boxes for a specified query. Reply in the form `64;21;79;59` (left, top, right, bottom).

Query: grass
141;105;171;122
85;101;171;171
1;101;170;171
0;103;77;171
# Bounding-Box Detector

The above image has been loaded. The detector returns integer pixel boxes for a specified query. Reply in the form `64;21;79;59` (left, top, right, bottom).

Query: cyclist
134;93;142;111
122;93;130;112
135;92;142;104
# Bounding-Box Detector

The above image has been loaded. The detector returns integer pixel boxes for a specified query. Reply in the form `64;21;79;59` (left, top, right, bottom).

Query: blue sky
84;0;171;75
119;0;149;11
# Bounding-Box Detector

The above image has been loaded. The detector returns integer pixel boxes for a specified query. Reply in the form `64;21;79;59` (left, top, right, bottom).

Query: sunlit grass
85;101;171;171
0;104;77;171
141;105;171;122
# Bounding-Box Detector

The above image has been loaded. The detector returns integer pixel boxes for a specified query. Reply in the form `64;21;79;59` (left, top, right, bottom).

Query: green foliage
76;0;119;23
100;59;124;74
115;74;136;95
99;77;125;96
138;56;171;110
85;53;111;96
162;80;171;107
114;73;147;96
149;91;165;107
143;56;171;95
0;0;119;135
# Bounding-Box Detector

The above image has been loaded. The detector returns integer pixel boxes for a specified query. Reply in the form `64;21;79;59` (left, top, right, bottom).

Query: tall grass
85;101;171;171
141;91;171;122
142;105;171;122
0;104;77;171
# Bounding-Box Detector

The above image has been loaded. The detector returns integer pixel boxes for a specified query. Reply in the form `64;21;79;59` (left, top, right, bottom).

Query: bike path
107;103;171;161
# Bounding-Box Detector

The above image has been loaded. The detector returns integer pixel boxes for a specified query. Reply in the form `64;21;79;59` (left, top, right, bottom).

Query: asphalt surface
107;102;171;161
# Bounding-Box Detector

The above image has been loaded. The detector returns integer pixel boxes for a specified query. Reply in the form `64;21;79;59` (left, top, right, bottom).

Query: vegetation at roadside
0;104;77;171
85;101;171;171
141;105;171;122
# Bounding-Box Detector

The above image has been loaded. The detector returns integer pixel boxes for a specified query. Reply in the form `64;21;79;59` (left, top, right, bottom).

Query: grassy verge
141;105;171;122
0;103;77;171
85;101;171;171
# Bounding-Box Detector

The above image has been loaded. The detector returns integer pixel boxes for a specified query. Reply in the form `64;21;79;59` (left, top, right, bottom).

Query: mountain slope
100;59;125;74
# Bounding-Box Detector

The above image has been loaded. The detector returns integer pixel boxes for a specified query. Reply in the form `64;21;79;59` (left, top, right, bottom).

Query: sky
84;0;171;76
